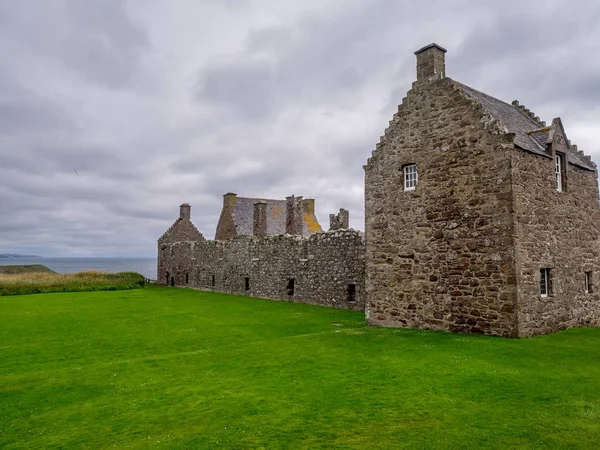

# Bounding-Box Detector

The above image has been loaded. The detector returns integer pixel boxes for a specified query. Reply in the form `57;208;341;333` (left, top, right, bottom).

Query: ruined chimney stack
329;208;349;231
223;192;237;207
285;195;303;236
253;201;267;236
179;203;191;220
415;43;447;83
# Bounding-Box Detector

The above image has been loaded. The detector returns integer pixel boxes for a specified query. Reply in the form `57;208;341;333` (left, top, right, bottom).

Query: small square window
585;271;593;294
540;268;552;297
404;164;418;191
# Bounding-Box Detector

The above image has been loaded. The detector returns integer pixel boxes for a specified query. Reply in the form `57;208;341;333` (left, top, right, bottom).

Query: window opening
170;276;175;287
166;271;169;284
404;164;418;191
185;273;189;284
287;278;295;296
244;277;250;291
211;274;215;287
555;153;565;192
347;283;356;303
540;268;552;297
585;271;593;294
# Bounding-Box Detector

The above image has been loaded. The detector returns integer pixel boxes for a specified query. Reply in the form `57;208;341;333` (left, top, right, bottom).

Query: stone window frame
585;271;593;294
403;164;418;191
540;268;552;297
555;152;566;192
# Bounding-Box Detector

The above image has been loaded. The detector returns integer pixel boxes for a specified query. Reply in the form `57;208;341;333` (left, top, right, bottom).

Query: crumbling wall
158;230;365;311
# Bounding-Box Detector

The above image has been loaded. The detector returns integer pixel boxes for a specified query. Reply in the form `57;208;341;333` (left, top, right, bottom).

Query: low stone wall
158;230;365;311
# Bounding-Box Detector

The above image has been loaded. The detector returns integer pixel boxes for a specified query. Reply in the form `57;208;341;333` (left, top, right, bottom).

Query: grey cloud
1;0;600;256
196;59;276;120
0;0;149;89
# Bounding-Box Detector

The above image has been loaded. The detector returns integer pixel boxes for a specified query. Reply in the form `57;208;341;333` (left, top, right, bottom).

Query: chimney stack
179;203;191;220
223;192;237;207
329;208;349;231
285;195;303;235
253;201;267;236
414;43;447;83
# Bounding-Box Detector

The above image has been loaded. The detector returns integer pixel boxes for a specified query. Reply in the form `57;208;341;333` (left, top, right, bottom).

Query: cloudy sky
1;0;599;257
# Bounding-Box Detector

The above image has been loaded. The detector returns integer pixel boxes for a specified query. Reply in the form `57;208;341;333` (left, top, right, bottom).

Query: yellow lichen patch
303;212;323;233
270;204;283;218
224;193;237;207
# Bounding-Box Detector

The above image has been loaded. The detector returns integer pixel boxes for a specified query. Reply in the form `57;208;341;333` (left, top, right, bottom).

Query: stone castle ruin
158;44;600;337
158;195;365;311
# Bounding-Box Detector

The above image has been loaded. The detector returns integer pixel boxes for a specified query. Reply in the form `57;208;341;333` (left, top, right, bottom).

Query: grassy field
0;271;145;296
1;287;600;449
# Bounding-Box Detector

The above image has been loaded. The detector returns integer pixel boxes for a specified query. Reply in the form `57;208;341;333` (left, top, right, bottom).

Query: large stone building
158;44;600;337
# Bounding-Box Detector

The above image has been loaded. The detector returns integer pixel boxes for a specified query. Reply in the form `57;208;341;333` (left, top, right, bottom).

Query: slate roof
232;197;322;237
454;81;595;171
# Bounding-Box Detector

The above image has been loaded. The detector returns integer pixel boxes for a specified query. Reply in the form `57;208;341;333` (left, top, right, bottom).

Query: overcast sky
1;0;600;257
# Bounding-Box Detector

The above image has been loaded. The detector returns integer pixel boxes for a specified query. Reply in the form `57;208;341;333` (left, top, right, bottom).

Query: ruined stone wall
512;150;600;336
158;230;365;311
364;77;518;336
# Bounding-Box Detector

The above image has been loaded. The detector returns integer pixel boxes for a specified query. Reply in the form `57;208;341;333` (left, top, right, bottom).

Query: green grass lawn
1;287;600;449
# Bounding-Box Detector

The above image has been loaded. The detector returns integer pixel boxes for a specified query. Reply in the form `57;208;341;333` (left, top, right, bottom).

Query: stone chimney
329;208;349;231
285;195;303;235
301;198;315;216
253;201;267;236
414;43;447;83
223;192;237;207
179;203;191;220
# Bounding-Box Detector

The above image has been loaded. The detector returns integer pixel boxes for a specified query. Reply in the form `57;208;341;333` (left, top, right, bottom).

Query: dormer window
404;164;418;191
555;153;565;192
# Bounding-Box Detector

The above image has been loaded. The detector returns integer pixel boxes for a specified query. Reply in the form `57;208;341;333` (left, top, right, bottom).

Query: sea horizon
0;256;157;279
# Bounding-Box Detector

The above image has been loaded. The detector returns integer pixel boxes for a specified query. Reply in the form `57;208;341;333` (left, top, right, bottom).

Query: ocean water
0;257;157;279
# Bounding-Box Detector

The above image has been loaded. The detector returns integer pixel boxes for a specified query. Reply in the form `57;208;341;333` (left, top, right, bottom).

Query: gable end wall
364;78;518;337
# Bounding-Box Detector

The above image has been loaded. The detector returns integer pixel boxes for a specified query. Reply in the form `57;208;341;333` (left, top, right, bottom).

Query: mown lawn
1;287;600;449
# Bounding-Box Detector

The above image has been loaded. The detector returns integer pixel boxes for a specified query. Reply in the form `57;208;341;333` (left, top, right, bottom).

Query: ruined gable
215;193;323;240
159;203;204;244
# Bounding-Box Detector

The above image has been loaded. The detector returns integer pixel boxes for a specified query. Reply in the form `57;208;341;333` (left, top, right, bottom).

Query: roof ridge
452;80;545;129
451;80;517;109
511;100;546;127
237;196;286;202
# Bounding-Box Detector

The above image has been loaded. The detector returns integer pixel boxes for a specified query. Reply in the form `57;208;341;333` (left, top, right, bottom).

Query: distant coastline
0;254;40;259
0;256;156;279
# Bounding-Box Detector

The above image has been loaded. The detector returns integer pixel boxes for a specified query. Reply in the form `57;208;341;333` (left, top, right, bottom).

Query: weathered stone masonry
158;43;600;337
159;202;365;311
364;43;600;337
